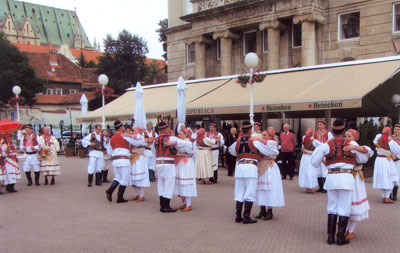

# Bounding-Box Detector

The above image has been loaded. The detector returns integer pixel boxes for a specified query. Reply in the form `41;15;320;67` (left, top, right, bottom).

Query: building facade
167;0;400;81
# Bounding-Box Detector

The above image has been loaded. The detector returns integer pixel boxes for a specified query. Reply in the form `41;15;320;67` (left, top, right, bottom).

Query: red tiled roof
70;48;102;64
36;92;97;105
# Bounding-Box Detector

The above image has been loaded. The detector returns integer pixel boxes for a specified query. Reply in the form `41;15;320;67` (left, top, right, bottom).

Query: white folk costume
19;131;41;186
105;127;145;203
174;137;197;208
388;136;400;201
102;151;112;183
206;129;224;183
129;138;150;200
256;140;284;209
82;132;107;187
311;124;368;245
144;129;158;181
38;134;61;185
313;129;333;193
2;140;21;192
195;130;216;181
191;130;197;164
154;123;187;213
229;123;274;224
298;135;318;191
373;133;398;200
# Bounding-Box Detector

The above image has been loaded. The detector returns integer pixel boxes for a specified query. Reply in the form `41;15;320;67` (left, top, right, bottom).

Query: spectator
225;127;238;177
279;124;297;180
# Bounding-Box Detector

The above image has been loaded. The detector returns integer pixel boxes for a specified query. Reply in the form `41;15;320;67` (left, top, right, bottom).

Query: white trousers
157;176;175;199
147;155;155;171
5;169;17;184
87;156;103;174
23;154;40;172
113;165;131;186
234;178;257;202
102;158;112;171
380;189;391;198
327;189;353;217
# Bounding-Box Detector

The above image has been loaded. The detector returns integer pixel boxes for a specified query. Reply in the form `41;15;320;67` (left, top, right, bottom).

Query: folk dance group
0;125;61;194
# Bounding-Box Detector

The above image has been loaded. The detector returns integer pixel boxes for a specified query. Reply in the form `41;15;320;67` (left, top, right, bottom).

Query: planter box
65;147;75;157
78;149;87;158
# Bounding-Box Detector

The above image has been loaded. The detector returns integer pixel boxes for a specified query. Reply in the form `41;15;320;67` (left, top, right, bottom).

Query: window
56;89;63;95
263;30;268;52
69;89;77;94
292;23;302;48
216;39;221;60
186;43;195;64
186;0;193;14
393;3;400;33
338;11;360;40
243;31;257;54
46;89;52;95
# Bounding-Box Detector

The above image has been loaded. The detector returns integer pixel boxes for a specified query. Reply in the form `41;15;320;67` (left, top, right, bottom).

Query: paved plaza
1;156;400;252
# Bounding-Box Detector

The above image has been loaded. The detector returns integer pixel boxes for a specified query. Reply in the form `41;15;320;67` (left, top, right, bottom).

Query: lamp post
392;93;400;122
12;85;21;122
98;74;109;128
244;53;259;130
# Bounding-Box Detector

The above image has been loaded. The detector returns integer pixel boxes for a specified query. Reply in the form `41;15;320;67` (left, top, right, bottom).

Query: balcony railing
196;0;241;12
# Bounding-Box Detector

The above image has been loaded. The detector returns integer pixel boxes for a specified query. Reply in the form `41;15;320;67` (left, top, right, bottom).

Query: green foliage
0;32;44;106
96;30;149;94
156;18;168;62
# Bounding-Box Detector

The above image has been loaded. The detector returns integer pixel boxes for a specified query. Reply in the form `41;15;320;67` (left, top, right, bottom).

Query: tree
96;30;149;94
156;18;168;62
143;59;167;84
77;51;98;68
0;32;44;106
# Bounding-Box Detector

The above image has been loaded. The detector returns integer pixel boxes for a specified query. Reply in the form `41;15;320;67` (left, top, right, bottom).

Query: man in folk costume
38;126;61;185
389;123;400;201
101;129;111;183
19;124;41;186
228;121;274;224
207;122;224;183
105;120;145;203
252;122;262;137
311;120;368;245
1;134;21;193
144;121;158;182
82;124;107;187
195;128;216;184
154;121;187;212
0;138;6;194
313;119;334;193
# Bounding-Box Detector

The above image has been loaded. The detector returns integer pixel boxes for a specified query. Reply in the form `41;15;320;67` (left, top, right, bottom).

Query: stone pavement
1;156;399;252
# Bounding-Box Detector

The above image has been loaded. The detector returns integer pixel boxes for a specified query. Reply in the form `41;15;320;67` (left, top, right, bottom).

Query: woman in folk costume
344;129;373;240
373;127;398;203
255;129;285;220
298;128;319;193
1;134;21;193
195;128;216;184
389;124;400;201
38;126;61;185
174;129;197;212
127;126;149;202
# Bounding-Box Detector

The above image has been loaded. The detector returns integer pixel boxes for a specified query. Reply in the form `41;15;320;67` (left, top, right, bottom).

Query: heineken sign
257;99;361;112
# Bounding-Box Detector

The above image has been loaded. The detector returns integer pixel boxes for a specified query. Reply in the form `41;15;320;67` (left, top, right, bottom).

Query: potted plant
78;143;87;158
65;142;75;157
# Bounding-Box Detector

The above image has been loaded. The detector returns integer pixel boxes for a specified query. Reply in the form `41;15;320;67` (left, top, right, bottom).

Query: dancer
298;128;318;193
144;121;158;182
313;120;333;193
390;124;400;201
38;126;61;185
207;123;224;183
101;129;112;183
19;124;41;186
255;128;284;221
195;128;215;184
1;134;21;192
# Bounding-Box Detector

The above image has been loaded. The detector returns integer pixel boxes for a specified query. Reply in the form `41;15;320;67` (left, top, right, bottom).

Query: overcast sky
23;0;168;59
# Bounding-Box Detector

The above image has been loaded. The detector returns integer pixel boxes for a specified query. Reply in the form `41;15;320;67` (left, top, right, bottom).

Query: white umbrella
177;76;187;131
133;82;147;129
80;94;89;135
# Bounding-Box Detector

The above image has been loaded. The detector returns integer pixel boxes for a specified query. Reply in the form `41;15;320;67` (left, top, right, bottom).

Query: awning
77;56;400;123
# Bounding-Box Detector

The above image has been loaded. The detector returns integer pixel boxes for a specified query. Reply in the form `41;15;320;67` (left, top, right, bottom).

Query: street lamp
12;85;21;122
244;52;259;129
98;74;109;128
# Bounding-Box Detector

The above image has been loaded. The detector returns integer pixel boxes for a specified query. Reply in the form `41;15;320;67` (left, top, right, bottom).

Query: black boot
95;172;102;186
149;169;156;182
264;208;273;220
390;186;398;201
25;172;33;186
327;214;337;245
213;170;218;184
50;176;55;185
88;174;93;187
235;201;243;223
243;201;257;224
159;196;163;212
116;186;128;203
6;184;17;193
102;170;110;183
105;180;119;202
336;216;350;245
44;176;49;185
161;197;176;212
321;178;327;193
34;172;40;186
316;177;323;192
255;206;267;219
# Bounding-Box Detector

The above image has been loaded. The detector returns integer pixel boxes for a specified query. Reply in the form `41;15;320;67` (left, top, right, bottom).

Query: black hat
114;120;123;129
24;124;33;130
332;119;345;130
158;121;168;130
242;121;252;129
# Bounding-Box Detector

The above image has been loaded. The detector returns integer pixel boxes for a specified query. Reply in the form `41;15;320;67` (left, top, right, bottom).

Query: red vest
23;133;38;147
325;138;356;166
110;133;129;150
235;135;261;161
314;130;329;143
303;137;315;151
154;134;177;158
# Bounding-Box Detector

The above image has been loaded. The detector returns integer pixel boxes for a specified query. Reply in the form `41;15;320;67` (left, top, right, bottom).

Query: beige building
167;0;400;81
